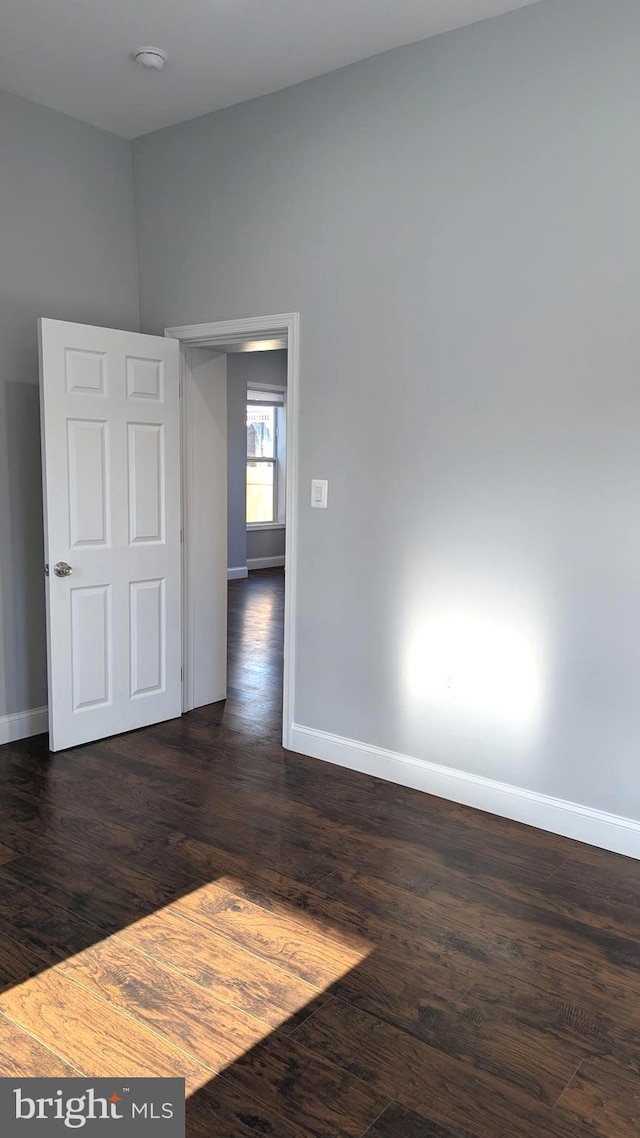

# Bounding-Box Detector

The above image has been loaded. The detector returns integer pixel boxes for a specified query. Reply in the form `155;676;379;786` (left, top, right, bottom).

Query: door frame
165;313;300;751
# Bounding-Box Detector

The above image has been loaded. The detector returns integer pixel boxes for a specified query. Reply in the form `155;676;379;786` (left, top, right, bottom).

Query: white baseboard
290;724;640;861
247;556;285;571
227;566;249;580
0;706;48;746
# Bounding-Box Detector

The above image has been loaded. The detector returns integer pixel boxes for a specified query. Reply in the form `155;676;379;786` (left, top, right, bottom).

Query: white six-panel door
39;319;182;751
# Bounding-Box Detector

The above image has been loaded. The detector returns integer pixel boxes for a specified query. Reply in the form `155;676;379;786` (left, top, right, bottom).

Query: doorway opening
167;314;299;751
229;342;288;577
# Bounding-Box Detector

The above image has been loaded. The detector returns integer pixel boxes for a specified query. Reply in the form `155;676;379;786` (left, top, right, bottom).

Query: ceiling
0;0;542;139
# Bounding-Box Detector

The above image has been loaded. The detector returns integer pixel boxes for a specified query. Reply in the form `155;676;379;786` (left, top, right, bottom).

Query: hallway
226;568;285;742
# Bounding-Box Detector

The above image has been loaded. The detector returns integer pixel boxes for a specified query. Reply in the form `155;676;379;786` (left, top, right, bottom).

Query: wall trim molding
248;556;285;571
290;724;640;860
227;566;249;580
0;706;48;746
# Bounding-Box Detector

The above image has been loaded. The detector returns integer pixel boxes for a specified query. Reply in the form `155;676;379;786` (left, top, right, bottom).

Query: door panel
65;347;107;395
130;578;165;698
39;318;181;751
71;585;112;711
128;422;165;543
67;419;110;547
126;355;164;401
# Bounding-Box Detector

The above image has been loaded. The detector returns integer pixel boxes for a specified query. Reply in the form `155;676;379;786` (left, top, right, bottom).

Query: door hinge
180;528;183;544
180;667;183;682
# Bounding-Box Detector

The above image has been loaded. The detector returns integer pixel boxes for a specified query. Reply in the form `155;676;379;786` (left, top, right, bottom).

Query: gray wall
0;90;139;720
227;350;287;569
247;527;285;564
132;0;640;820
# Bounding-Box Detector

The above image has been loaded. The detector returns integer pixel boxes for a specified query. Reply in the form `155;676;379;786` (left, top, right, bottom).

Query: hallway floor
0;568;638;1135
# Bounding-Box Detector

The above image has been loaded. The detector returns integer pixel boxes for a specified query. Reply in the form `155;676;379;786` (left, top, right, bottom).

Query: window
246;388;285;525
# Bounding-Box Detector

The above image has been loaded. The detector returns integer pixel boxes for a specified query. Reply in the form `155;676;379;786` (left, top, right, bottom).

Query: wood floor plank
293;994;586;1112
118;717;578;869
59;936;279;1074
6;758;337;887
0;843;16;865
463;969;640;1067
0;968;211;1093
328;942;475;1030
321;862;640;1016
169;880;367;987
5;894;106;965
186;1072;313;1138
220;1029;389;1138
208;867;426;957
555;1055;640;1138
0;929;51;993
550;848;640;906
171;867;381;972
168;827;335;889
117;908;326;1028
286;999;596;1138
83;732;562;910
363;1103;478;1138
0;844;186;933
0;873;38;918
0;1011;82;1077
162;829;335;893
103;733;568;896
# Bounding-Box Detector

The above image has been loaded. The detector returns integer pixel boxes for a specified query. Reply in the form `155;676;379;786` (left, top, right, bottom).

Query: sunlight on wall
0;878;372;1093
400;602;547;744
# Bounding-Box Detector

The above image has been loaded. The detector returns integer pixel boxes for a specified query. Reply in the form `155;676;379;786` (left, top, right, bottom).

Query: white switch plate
311;479;328;508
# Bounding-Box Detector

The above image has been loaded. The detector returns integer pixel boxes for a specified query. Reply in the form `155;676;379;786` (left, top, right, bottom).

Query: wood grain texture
186;1072;311;1138
0;843;16;865
59;936;273;1073
5;895;107;965
289;999;599;1138
220;1029;388;1138
364;1104;478;1138
0;570;638;1137
117;907;324;1029
293;993;587;1108
556;1055;640;1137
0;846;179;933
0;1011;81;1077
169;880;366;987
0;929;48;992
0;872;37;919
0;969;210;1093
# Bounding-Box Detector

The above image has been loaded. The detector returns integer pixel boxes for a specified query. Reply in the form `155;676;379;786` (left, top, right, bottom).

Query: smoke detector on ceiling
133;47;167;71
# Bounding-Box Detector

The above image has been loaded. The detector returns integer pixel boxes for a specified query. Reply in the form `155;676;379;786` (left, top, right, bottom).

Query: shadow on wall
0;380;47;717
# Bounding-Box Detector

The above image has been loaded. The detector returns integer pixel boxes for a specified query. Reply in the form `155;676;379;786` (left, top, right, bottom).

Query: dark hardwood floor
0;568;639;1135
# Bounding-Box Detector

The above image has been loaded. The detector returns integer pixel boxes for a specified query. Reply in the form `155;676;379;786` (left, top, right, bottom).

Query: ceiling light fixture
133;47;167;71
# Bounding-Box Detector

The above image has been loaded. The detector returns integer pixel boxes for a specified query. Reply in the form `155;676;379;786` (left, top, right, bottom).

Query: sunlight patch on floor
0;878;372;1092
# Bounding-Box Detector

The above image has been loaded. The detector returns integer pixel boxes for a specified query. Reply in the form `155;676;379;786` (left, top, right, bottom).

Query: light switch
311;479;328;509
